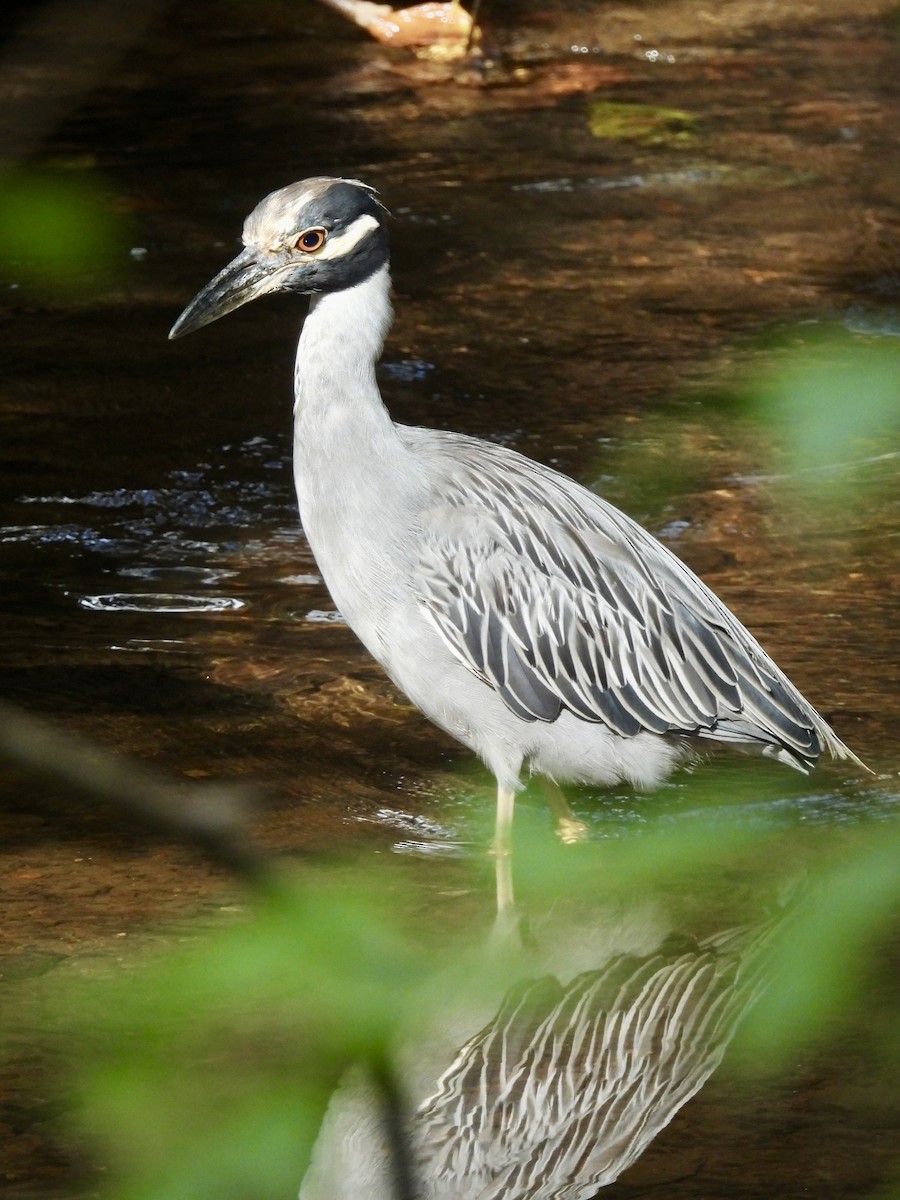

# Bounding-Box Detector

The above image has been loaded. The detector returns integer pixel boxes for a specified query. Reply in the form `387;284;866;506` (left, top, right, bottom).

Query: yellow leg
540;778;588;844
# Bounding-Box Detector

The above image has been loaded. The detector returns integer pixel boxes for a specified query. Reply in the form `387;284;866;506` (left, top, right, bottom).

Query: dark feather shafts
416;925;775;1196
415;436;846;766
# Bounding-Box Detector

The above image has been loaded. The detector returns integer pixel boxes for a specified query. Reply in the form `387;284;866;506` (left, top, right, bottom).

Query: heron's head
169;177;389;339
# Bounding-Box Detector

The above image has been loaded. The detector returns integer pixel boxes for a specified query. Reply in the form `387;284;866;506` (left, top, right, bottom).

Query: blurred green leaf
48;875;429;1200
18;786;897;1200
752;330;900;478
736;821;900;1062
0;167;128;290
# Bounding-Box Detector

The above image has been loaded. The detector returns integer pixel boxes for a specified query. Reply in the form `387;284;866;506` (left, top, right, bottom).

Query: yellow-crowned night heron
170;177;865;850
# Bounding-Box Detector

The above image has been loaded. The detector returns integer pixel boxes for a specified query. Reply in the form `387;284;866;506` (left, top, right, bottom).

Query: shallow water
1;0;899;1196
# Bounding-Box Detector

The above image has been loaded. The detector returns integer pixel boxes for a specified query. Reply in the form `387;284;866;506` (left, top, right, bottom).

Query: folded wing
411;432;858;768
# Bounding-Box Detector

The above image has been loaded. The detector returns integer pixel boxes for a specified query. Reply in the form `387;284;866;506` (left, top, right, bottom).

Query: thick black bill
168;247;279;339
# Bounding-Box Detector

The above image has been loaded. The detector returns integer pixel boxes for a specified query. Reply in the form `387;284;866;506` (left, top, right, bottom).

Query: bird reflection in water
300;889;781;1200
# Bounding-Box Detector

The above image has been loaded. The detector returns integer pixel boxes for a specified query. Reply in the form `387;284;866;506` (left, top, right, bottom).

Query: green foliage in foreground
21;792;898;1200
753;329;900;490
58;878;428;1200
0;166;129;291
594;326;900;526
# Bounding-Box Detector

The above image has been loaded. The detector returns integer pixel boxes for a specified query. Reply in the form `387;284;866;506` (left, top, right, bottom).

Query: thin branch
370;1053;420;1200
0;699;277;890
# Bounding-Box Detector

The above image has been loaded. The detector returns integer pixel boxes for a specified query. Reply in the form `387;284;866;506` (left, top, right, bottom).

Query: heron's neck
290;263;416;584
293;264;394;440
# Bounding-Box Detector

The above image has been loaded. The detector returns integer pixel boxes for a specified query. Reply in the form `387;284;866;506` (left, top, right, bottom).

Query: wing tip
824;736;874;776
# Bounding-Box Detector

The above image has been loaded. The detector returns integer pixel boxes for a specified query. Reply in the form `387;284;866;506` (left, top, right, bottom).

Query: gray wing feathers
411;431;855;767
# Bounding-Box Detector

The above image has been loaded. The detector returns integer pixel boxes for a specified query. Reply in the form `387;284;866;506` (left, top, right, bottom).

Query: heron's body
171;177;864;849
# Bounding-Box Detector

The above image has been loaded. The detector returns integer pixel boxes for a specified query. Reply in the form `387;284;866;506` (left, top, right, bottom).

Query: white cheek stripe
316;213;379;261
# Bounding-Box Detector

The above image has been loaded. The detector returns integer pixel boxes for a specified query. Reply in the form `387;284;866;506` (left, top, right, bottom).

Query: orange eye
295;227;327;253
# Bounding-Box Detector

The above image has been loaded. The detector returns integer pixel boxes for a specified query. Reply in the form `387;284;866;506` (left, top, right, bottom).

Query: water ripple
304;609;345;624
78;593;246;614
512;167;731;195
13;435;297;559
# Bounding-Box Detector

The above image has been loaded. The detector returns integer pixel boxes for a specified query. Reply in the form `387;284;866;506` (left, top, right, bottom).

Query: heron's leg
540;778;588;844
492;783;516;858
